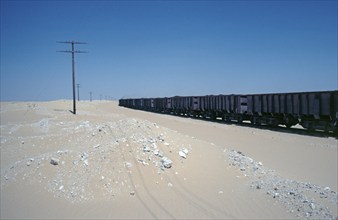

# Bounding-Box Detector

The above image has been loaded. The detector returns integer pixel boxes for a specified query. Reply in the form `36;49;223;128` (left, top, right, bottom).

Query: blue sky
1;0;337;101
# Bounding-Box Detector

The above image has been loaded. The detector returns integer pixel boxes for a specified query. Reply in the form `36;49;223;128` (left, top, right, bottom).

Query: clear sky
1;0;337;101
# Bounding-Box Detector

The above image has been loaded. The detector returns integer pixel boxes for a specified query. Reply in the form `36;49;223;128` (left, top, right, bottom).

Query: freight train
119;90;338;133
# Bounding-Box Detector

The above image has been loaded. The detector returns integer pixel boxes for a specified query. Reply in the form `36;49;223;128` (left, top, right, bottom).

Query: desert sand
1;100;337;219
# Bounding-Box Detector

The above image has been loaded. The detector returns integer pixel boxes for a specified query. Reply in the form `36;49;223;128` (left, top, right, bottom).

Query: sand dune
1;100;337;219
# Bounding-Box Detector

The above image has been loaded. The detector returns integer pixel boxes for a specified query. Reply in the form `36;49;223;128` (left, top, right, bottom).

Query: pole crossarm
57;50;88;53
57;41;88;44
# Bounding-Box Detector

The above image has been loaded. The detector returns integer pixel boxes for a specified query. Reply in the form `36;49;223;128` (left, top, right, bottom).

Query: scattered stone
289;191;295;195
182;148;189;155
178;151;187;159
143;146;150;152
93;144;100;148
50;158;60;165
57;150;66;155
237;151;244;156
151;143;157;149
324;187;331;192
125;162;132;168
218;191;223;194
168;182;173;187
161;157;172;169
153;149;163;158
310;203;315;210
130;191;135;196
138;159;148;166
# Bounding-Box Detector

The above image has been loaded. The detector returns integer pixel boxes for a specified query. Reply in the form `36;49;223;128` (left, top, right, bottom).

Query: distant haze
1;1;337;101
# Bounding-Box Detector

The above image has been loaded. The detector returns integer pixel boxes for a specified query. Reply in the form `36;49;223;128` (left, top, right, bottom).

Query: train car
245;91;338;131
221;95;247;123
247;93;298;127
119;90;338;133
299;91;337;131
172;96;191;115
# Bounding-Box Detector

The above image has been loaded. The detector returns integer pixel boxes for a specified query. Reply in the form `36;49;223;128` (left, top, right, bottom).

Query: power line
57;41;88;114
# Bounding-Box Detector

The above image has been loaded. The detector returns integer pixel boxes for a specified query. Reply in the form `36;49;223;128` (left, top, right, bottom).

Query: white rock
143;146;151;152
57;150;63;155
310;203;315;210
153;150;163;157
178;151;187;159
125;162;132;168
81;152;88;160
59;185;64;190
83;159;89;166
182;148;189;155
161;157;172;168
93;144;100;148
324;187;331;191
164;142;170;146
138;159;148;166
168;182;173;187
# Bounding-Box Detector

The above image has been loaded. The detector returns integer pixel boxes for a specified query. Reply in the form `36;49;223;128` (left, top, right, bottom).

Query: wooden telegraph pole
57;41;87;114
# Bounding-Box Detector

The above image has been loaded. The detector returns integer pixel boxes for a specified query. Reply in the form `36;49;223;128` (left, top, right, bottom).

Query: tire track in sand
117;125;175;219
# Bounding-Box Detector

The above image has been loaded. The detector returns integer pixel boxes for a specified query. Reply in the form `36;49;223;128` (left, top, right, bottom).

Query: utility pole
57;41;87;114
90;92;92;102
77;84;80;101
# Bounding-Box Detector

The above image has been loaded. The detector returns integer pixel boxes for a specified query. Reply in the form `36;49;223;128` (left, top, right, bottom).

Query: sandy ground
0;100;337;219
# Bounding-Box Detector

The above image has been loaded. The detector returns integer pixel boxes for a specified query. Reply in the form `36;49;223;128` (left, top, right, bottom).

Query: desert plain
0;100;337;219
